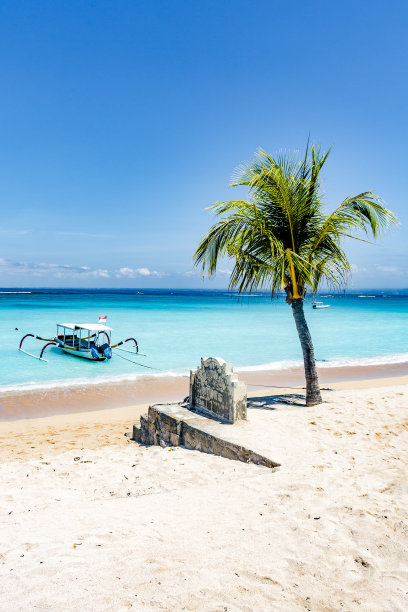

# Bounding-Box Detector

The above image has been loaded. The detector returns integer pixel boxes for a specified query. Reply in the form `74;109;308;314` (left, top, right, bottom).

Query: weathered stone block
189;357;247;423
132;425;142;442
169;433;180;446
133;403;280;469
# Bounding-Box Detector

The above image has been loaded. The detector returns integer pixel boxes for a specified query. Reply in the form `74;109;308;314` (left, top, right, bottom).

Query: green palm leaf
194;146;396;298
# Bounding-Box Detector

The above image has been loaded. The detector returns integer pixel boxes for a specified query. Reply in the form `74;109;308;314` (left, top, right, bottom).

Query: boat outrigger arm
18;334;58;362
18;322;140;362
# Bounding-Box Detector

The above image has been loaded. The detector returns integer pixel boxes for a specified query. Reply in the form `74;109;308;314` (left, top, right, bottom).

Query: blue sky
0;0;406;289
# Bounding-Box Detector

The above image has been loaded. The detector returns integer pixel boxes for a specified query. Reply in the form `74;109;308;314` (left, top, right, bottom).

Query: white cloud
137;267;151;277
118;267;135;277
350;263;368;273
0;258;110;278
90;269;110;278
218;268;233;276
374;264;403;275
117;267;161;278
0;258;167;280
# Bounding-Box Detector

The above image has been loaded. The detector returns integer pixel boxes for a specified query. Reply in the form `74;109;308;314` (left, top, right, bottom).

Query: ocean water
0;289;407;392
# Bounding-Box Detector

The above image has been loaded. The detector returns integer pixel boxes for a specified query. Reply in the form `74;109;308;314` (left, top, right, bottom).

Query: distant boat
312;298;330;309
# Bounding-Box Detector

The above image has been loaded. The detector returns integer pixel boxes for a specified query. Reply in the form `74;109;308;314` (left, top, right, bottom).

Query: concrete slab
133;402;280;470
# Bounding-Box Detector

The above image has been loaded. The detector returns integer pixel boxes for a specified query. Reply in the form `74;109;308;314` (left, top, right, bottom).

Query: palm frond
312;193;396;252
194;142;397;297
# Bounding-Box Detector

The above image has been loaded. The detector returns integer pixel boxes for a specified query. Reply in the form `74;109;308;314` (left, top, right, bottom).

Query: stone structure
131;357;279;469
189;357;247;423
133;403;279;469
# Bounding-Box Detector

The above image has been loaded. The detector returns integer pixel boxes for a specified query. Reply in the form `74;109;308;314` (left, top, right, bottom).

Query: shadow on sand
247;393;306;410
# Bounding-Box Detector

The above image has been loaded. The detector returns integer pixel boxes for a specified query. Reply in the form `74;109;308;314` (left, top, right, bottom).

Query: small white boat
18;317;139;362
54;322;114;360
312;300;330;309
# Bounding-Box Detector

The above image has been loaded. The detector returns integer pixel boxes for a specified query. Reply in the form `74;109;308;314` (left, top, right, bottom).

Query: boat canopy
57;323;113;332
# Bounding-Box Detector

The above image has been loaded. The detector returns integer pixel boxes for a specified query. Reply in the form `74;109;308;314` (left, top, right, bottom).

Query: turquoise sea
0;289;407;392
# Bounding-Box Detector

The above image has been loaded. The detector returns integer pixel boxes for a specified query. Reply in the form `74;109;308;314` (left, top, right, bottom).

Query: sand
0;377;407;611
2;360;407;421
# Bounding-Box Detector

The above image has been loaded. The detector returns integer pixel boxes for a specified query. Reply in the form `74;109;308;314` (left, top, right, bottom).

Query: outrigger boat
18;317;139;362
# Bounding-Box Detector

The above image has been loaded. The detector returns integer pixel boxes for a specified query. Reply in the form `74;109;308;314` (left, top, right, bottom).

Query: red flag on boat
99;315;107;324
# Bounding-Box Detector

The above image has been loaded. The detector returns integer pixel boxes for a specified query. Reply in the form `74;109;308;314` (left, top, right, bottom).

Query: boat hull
60;346;106;361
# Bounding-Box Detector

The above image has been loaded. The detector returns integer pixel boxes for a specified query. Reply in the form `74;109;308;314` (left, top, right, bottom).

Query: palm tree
193;144;397;406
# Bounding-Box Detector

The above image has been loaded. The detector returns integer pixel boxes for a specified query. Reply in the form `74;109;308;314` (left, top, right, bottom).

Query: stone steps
132;403;280;470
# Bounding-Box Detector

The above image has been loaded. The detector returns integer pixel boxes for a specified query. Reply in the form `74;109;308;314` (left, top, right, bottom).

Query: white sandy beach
0;378;407;611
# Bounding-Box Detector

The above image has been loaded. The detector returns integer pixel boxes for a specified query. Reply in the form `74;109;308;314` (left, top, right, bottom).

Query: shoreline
0;374;406;461
0;360;407;422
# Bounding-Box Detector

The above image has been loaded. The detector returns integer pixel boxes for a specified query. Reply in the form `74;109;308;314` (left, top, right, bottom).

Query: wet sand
1;361;407;421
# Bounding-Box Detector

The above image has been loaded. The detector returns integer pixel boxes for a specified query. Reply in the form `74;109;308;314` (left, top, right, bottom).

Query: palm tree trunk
291;299;322;406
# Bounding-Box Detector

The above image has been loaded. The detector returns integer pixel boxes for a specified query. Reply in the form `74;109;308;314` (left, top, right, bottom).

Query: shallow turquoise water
0;289;407;391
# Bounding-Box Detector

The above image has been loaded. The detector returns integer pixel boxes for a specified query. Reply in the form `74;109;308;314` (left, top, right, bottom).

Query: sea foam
1;352;407;395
